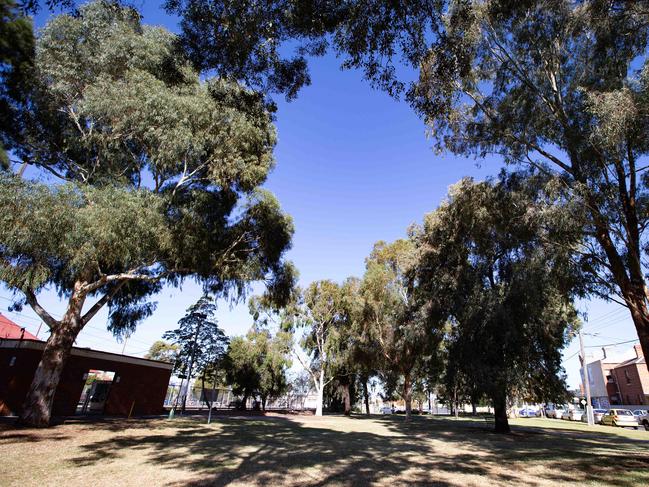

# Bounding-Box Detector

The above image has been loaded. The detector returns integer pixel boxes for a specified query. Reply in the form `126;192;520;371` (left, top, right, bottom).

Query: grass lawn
1;413;648;486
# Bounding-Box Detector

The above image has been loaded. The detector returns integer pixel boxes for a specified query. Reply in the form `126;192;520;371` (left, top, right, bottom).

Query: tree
292;280;347;417
361;239;443;421
415;173;582;432
0;0;34;169
0;1;294;427
178;1;649;372
257;330;292;410
144;340;179;363
224;327;291;411
163;295;229;413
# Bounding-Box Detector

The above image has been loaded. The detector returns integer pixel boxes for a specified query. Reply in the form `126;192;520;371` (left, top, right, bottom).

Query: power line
0;295;155;347
564;351;580;361
585;338;639;349
583;306;627;325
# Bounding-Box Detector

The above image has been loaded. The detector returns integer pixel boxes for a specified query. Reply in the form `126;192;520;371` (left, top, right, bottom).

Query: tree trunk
586;199;649;374
472;402;477;416
403;373;412;422
626;288;649;371
201;372;208;409
363;378;370;415
19;293;85;427
342;383;351;416
240;393;249;410
493;393;510;434
261;396;267;412
315;368;324;416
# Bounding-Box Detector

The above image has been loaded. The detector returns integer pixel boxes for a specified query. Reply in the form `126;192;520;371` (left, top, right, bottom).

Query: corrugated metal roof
0;313;38;340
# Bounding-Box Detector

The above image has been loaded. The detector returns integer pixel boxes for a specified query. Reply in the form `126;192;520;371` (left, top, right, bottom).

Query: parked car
550;407;566;419
380;406;394;414
561;409;573;420
567;409;584;421
600;409;639;429
633;410;649;430
518;408;537;418
580;408;608;424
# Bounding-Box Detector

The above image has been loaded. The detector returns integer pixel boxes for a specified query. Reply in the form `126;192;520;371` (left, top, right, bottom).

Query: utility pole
121;335;129;355
579;331;594;425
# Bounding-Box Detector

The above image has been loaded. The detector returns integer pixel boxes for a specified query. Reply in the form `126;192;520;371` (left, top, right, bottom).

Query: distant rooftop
0;313;38;340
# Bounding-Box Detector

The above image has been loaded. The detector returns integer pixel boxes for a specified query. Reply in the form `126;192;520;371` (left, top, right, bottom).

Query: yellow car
600;409;639;429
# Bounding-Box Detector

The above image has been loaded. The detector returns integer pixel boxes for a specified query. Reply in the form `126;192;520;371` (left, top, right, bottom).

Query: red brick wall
0;345;172;417
613;364;648;405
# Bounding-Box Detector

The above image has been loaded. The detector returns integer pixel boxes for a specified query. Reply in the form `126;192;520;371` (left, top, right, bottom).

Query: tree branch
81;281;127;325
24;288;60;330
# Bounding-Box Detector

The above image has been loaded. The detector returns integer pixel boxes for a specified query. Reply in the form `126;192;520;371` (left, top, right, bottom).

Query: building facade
583;344;648;407
1;338;173;418
611;345;648;406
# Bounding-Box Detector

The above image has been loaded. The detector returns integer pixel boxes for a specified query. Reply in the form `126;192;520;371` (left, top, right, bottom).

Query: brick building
584;357;621;409
1;328;173;418
611;345;648;406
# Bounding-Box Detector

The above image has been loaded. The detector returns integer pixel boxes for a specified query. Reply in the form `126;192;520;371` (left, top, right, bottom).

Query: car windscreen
617;410;634;416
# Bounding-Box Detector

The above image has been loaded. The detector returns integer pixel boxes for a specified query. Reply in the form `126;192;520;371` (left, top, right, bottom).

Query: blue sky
1;1;642;389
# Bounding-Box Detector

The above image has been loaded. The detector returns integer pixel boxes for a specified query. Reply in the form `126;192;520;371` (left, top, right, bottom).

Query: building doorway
76;370;115;415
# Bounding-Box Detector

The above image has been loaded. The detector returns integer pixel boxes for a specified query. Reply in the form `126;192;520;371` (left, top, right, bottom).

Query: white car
380;406;393;414
567;409;583;421
550;408;566;419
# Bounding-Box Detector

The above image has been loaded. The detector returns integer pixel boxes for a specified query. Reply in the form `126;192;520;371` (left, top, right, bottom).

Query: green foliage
163;296;229;378
180;1;649;361
0;0;34;169
361;238;444;390
165;0;340;100
416;172;583;410
224;327;292;408
144;340;179;363
1;0;294;336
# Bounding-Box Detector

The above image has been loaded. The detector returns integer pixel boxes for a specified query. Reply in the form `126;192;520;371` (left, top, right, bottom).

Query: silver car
580;408;608;424
633;410;649;430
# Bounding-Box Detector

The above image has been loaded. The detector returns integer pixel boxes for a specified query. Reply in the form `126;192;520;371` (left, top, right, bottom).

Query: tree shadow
64;414;648;486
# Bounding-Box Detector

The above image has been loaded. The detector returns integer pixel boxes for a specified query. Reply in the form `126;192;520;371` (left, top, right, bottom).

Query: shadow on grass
67;415;648;486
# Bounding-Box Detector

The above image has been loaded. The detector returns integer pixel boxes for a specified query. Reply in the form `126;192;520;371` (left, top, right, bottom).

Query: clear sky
1;0;642;389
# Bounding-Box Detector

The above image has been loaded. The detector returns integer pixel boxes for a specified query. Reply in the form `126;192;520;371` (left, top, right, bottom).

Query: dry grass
1;413;648;486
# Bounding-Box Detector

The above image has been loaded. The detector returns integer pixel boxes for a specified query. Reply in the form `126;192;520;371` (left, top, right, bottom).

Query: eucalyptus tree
416;173;582;433
256;328;292;410
292;280;347;417
0;0;33;169
144;340;179;363
0;1;294;426
163;296;229;413
175;0;649;370
223;326;292;410
361;239;443;421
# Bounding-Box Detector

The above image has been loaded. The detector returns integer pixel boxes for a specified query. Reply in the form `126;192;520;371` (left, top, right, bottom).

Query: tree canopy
0;0;294;427
0;0;34;169
174;0;649;369
224;327;292;410
415;172;582;432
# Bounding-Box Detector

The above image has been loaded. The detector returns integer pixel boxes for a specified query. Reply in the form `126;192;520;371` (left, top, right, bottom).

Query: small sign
580;400;586;405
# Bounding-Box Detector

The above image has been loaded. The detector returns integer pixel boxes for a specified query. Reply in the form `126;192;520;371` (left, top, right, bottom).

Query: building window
624;370;632;385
